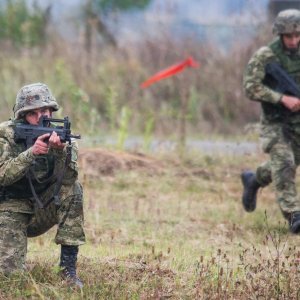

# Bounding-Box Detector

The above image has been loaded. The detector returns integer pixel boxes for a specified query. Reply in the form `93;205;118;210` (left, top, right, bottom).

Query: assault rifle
13;116;80;209
264;62;300;97
262;62;300;120
14;116;81;148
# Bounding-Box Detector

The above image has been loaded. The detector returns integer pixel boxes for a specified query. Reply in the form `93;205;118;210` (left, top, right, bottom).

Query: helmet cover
273;9;300;35
14;83;59;119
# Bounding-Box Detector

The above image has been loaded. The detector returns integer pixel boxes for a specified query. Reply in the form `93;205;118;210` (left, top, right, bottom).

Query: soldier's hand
48;131;65;150
281;95;300;112
32;133;51;155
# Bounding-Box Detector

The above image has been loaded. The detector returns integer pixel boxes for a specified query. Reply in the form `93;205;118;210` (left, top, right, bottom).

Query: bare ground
78;148;166;177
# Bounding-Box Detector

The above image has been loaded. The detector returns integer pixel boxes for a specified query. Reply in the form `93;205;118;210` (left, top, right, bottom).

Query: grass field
1;147;300;299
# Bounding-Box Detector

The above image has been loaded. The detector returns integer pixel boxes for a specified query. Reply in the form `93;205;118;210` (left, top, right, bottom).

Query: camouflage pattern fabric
243;45;282;106
243;37;300;217
27;181;85;246
0;182;85;274
0;119;85;273
14;83;59;119
0;119;80;212
273;9;300;35
0;212;30;274
256;123;300;216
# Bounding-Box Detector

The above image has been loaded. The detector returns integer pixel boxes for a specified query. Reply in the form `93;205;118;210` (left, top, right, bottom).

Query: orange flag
141;56;200;89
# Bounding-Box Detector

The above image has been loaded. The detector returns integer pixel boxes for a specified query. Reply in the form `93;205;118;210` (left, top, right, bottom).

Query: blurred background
0;0;299;149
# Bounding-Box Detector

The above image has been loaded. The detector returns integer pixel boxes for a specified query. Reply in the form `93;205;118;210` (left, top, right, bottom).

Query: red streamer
141;56;200;89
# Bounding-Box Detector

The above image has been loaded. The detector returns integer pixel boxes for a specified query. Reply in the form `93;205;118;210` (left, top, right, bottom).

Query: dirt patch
79;148;165;177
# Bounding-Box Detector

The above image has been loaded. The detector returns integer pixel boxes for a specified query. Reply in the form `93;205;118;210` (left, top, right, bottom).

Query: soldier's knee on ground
0;212;30;274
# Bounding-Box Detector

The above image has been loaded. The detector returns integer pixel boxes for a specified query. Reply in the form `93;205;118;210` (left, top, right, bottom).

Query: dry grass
1;147;299;299
0;19;295;298
0;25;273;137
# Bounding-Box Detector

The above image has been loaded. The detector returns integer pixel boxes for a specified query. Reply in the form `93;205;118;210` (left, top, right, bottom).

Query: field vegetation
0;0;272;141
0;1;298;299
0;149;300;299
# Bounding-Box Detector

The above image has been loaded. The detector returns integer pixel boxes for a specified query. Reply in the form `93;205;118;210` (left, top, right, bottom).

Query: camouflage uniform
243;9;300;218
0;83;85;275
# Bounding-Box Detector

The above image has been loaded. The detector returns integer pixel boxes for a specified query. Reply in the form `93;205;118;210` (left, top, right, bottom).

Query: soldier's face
25;108;52;125
282;32;300;51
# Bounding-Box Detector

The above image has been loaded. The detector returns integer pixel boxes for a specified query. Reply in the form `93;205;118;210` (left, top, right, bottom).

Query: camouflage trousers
0;180;85;274
256;122;300;218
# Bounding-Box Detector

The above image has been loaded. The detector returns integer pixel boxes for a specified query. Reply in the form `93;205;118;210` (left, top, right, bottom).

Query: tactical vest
3;155;56;199
0;120;55;200
262;38;300;122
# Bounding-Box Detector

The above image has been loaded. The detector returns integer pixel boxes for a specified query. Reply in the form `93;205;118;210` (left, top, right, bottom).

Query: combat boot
59;245;83;289
289;212;300;234
241;171;261;212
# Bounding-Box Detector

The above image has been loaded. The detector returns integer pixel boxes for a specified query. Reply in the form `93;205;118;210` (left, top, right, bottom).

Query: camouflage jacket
0;119;79;213
243;37;300;123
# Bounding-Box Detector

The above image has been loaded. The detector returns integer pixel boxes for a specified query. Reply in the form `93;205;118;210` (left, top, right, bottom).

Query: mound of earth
78;148;164;177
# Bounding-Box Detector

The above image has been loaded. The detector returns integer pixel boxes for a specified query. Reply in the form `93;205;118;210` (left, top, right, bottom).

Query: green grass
1;150;300;299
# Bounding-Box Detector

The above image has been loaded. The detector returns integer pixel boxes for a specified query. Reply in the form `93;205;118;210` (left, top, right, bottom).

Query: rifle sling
26;171;44;209
27;145;72;209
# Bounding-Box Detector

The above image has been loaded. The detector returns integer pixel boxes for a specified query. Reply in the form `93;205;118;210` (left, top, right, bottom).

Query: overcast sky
26;0;269;46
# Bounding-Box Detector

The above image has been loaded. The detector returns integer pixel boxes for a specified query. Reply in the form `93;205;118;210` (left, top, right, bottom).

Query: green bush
0;0;48;47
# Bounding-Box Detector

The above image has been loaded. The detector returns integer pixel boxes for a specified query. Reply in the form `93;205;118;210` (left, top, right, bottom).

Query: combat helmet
14;83;59;119
273;9;300;35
